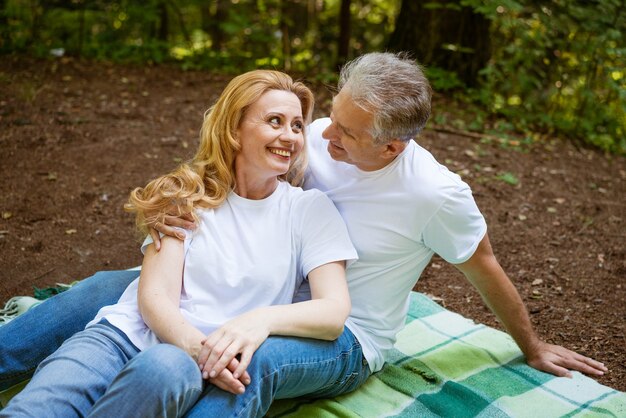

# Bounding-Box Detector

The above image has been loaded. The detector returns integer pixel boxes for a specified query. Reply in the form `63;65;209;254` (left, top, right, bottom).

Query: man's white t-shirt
301;118;487;372
89;181;357;351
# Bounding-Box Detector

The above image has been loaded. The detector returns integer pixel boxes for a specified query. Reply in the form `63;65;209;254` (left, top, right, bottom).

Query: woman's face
235;89;305;181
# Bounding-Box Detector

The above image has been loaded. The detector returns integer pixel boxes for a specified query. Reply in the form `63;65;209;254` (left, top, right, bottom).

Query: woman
1;70;357;417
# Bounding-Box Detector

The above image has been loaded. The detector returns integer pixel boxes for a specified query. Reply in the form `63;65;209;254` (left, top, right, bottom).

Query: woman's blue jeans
185;327;370;417
0;270;371;416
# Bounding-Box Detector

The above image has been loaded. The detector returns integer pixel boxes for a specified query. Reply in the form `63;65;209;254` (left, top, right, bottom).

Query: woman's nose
281;127;299;143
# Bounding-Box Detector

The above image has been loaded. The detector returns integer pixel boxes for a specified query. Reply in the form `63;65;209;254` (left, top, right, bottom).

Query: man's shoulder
402;142;467;189
307;117;331;141
393;142;475;212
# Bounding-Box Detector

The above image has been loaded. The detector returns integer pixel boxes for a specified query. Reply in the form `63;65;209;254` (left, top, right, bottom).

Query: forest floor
1;56;625;392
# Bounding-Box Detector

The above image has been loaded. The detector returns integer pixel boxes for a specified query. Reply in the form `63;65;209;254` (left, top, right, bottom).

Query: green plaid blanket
267;292;626;417
2;292;624;416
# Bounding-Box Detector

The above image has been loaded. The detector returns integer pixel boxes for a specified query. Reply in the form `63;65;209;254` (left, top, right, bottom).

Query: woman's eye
293;121;304;131
269;116;280;125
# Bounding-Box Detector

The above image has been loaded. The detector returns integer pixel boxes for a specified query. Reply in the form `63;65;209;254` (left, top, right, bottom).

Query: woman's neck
234;172;279;200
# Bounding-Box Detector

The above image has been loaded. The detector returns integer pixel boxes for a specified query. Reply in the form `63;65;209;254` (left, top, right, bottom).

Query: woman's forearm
139;294;206;359
258;298;349;341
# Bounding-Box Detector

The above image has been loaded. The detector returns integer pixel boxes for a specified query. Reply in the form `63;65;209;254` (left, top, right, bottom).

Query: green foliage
424;67;465;92
466;0;626;154
1;0;400;73
1;0;623;155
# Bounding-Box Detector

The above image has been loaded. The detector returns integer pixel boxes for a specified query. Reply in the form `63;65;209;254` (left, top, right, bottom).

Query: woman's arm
197;260;351;382
138;235;206;359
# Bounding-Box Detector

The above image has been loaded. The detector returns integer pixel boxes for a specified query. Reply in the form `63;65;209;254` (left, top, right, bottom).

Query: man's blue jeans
0;270;371;416
0;321;203;417
0;270;137;391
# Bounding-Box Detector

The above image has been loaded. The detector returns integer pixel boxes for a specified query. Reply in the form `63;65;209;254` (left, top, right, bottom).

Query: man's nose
322;123;338;141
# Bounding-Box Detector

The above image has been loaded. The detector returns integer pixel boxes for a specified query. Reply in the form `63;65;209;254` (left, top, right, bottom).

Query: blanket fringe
0;296;41;325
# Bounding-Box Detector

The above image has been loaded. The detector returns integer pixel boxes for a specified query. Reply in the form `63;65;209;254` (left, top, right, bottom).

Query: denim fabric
1;269;371;417
89;343;203;418
185;327;370;418
0;322;202;418
0;270;136;391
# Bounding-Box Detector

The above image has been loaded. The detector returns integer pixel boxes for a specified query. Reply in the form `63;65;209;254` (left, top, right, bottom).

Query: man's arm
148;214;196;251
454;233;607;377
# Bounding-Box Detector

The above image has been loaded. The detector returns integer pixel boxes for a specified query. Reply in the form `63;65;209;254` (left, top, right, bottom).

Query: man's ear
380;139;407;159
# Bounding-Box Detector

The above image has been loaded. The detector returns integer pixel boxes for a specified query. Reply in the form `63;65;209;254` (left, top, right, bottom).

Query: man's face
322;88;388;172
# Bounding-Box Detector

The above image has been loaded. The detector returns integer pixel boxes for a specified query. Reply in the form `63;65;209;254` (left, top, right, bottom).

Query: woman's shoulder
281;183;331;208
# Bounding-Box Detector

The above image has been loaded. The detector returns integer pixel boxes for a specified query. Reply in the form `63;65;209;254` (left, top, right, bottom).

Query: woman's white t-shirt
89;181;357;351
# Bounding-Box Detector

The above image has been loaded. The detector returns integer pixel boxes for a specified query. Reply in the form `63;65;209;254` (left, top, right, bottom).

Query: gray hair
338;52;432;145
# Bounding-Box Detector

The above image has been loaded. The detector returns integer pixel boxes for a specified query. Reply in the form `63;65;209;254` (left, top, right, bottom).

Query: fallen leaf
47;172;57;181
1;211;12;219
532;279;543;286
554;198;566;204
496;172;519;186
518;214;527;221
65;229;77;235
547;207;557;213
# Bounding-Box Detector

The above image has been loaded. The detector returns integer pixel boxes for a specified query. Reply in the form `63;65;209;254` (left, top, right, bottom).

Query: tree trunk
157;1;169;42
280;0;291;70
211;0;227;51
388;0;491;86
0;0;9;50
337;0;351;68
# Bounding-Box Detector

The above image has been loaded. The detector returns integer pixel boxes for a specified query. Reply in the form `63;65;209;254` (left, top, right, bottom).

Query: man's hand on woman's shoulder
148;213;197;250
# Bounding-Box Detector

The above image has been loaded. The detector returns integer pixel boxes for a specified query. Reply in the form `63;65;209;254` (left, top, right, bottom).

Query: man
0;53;606;415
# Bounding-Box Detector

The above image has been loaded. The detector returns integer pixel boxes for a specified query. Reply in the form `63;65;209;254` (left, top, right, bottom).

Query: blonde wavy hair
125;70;315;234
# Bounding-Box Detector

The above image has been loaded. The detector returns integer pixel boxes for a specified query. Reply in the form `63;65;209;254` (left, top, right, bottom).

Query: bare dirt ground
1;56;624;391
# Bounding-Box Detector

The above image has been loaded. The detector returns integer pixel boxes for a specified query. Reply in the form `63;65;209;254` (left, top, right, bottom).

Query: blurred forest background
1;0;624;154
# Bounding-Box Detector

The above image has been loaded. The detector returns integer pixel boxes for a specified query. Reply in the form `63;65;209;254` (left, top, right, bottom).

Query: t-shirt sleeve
422;184;487;264
298;191;358;278
140;227;193;255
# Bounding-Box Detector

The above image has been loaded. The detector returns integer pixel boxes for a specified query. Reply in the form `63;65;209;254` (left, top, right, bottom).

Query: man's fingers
535;360;572;378
561;356;606;376
180;212;197;225
164;214;196;231
148;228;161;251
577;354;607;373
